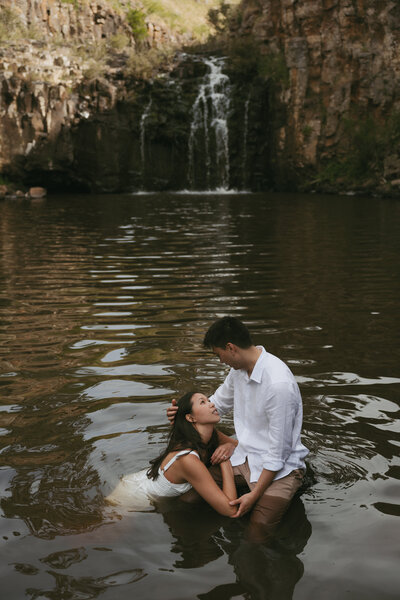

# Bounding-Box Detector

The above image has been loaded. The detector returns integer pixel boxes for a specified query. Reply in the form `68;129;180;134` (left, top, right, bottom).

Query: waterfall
242;92;251;189
188;57;231;190
140;97;152;182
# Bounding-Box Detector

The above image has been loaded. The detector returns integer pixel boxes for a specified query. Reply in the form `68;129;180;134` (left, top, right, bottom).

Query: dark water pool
0;192;399;599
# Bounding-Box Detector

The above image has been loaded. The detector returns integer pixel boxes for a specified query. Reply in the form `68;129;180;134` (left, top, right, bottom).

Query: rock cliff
0;0;180;191
3;0;174;45
229;0;400;193
1;0;400;195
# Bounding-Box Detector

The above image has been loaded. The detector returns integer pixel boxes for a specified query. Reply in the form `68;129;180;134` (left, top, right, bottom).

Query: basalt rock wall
1;0;400;194
3;0;133;41
1;0;178;48
0;0;190;192
231;0;400;192
1;51;271;192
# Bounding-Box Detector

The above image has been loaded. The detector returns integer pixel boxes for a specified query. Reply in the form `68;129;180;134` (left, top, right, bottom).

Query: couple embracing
108;317;309;543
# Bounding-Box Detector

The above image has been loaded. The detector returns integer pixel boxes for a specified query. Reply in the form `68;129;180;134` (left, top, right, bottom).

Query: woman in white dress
106;391;237;515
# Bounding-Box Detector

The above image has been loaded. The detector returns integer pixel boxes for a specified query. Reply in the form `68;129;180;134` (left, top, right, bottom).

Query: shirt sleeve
261;381;298;473
209;369;235;416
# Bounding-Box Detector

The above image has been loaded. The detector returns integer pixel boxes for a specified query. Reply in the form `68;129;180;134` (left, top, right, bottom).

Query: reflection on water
0;192;399;599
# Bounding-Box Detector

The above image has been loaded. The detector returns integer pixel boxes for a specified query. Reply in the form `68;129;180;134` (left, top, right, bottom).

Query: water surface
0;192;399;599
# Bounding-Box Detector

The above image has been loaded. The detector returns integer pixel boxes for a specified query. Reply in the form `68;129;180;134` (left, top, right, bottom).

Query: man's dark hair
203;317;252;350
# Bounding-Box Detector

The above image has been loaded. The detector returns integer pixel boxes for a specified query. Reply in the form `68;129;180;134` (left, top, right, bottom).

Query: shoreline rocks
28;187;47;199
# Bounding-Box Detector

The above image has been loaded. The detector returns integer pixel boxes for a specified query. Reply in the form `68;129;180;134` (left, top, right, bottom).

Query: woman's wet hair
147;391;218;480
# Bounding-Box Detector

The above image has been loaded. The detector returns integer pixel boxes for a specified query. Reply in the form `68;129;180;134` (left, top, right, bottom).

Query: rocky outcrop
0;46;271;192
2;0;193;47
229;0;400;193
1;0;400;195
2;0;133;42
0;38;126;190
0;0;188;191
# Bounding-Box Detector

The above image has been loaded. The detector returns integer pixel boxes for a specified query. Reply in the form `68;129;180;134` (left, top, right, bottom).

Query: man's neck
242;345;262;377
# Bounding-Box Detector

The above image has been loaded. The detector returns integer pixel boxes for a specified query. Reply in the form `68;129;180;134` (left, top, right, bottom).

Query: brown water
0;192;399;600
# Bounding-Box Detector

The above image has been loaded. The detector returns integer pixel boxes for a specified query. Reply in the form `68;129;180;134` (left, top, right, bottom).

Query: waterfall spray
140;98;152;182
242;92;251;189
188;57;231;190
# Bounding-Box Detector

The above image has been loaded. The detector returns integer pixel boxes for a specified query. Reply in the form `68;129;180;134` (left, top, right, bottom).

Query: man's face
212;344;244;370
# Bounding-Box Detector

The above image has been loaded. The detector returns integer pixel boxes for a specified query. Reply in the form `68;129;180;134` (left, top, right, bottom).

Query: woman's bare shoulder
160;448;199;470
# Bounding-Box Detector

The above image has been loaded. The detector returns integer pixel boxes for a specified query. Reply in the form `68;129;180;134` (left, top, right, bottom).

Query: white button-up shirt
210;346;309;483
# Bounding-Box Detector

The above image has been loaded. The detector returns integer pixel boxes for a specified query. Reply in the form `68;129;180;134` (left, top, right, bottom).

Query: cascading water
242;92;251;189
188;57;232;191
140;97;152;183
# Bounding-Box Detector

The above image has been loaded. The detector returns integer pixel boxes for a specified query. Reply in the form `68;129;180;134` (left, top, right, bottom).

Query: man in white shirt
168;316;309;542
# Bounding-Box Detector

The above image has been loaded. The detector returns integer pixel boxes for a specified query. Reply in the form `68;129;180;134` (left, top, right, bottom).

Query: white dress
106;449;200;510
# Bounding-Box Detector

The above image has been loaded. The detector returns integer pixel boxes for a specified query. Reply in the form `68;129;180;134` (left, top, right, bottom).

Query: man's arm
209;369;235;416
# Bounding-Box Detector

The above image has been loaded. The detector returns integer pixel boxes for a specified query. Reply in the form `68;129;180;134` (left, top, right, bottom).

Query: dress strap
161;450;200;473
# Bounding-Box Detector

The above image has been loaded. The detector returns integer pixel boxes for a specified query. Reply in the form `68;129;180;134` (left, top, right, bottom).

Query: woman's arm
211;430;238;465
179;455;237;517
217;430;238;446
219;459;237;502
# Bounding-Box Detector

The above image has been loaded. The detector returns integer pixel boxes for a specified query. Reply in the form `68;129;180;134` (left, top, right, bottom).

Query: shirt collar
248;346;266;383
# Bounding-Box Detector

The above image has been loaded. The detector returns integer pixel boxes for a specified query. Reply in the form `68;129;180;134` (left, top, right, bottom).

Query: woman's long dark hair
147;391;219;480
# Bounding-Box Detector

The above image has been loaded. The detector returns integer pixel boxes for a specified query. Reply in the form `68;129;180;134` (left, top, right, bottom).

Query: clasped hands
229;491;257;517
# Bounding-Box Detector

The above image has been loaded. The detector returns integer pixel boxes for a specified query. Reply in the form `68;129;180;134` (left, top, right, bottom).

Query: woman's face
189;393;220;425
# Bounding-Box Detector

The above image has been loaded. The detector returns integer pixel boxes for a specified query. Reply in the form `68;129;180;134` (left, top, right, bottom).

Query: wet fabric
106;450;200;510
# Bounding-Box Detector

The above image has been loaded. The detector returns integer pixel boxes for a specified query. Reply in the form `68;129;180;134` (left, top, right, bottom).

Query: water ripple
0;192;399;599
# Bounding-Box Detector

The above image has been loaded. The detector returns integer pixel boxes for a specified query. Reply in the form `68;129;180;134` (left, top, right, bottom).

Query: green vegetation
224;37;290;86
73;41;109;80
60;0;79;7
312;112;400;187
0;6;24;42
0;5;53;43
0;1;238;47
108;32;130;50
208;1;239;34
124;44;175;80
140;0;240;38
0;0;242;81
257;52;290;86
302;125;313;141
126;8;148;42
0;174;10;186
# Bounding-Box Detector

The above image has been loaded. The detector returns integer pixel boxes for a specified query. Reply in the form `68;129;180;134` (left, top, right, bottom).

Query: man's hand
229;491;257;518
210;443;236;465
167;398;178;424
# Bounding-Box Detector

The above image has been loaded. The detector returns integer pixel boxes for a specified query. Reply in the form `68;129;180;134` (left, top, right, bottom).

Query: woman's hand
210;442;236;465
166;398;178;424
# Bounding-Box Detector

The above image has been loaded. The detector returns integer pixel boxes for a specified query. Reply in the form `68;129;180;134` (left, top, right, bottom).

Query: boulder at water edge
29;187;47;198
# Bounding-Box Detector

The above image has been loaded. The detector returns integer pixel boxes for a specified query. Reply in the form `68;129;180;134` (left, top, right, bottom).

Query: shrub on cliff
0;6;24;42
60;0;79;7
224;37;289;87
124;45;175;80
311;111;400;189
127;8;148;42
